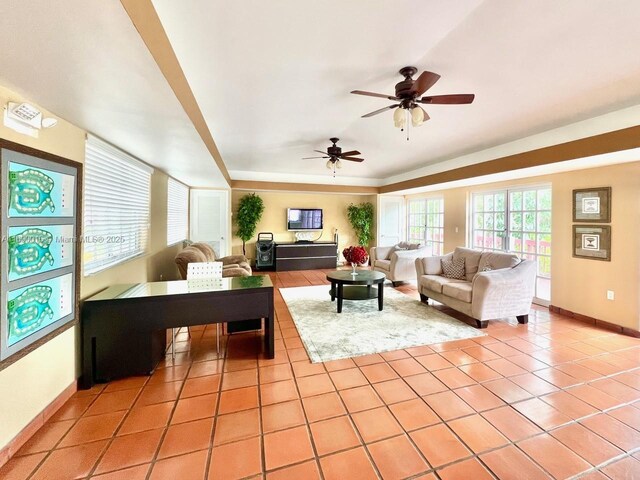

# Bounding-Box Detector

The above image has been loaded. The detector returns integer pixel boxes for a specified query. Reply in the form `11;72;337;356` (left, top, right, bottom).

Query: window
83;135;153;275
470;185;552;303
408;197;444;255
167;178;189;245
470;190;507;251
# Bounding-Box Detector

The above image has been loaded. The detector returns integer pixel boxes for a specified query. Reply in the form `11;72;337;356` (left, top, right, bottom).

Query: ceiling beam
231;180;379;195
120;0;231;186
380;125;640;193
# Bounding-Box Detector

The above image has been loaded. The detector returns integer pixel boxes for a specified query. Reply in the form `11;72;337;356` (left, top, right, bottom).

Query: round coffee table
326;270;386;313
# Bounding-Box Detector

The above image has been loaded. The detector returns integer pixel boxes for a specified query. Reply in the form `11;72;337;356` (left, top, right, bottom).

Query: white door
190;189;230;256
377;195;405;246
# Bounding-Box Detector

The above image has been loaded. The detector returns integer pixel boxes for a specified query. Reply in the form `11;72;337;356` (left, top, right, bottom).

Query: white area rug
279;285;485;363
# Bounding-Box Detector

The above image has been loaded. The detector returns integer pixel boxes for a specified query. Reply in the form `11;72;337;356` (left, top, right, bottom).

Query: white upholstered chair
370;242;431;286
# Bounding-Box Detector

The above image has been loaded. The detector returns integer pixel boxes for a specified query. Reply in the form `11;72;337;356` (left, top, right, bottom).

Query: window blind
83;135;153;275
167;177;189;245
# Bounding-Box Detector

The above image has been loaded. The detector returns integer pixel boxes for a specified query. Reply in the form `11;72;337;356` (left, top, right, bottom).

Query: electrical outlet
607;290;614;300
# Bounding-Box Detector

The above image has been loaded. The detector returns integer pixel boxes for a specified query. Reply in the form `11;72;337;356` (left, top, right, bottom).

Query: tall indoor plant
235;193;265;255
347;202;374;247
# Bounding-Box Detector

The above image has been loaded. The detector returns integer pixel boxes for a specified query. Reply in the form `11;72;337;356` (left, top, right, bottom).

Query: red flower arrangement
342;245;369;266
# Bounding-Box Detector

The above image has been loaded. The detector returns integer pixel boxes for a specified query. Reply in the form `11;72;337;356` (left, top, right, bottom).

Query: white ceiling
1;1;640;188
152;0;640;183
0;0;228;187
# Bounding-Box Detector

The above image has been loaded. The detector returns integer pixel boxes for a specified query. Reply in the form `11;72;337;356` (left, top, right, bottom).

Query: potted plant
235;193;265;256
347;202;374;247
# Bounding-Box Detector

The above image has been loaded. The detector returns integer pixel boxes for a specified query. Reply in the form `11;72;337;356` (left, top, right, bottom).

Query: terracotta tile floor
2;269;640;479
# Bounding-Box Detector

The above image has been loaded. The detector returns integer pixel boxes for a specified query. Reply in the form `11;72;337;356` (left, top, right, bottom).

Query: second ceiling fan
351;66;475;138
302;138;364;176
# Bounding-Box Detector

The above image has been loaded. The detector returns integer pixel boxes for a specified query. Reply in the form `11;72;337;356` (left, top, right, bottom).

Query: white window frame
407;196;444;255
468;184;552;304
469;189;507;252
167;177;189;246
83;135;153;275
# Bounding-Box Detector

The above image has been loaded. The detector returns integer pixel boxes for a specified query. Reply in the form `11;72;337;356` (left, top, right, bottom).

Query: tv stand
275;242;337;271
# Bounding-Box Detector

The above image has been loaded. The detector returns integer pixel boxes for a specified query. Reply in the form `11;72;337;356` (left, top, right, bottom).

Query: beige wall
0;85;84;449
231;190;376;262
406;161;640;331
0;86;85;163
552;163;639;330
0;84;182;451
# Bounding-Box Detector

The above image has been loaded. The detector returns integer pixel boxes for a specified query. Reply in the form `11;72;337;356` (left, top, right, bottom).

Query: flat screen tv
287;208;323;231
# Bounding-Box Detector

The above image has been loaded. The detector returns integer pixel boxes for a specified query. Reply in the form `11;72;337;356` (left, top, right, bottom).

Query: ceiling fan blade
410;71;441;96
313;150;329;155
351;90;398;100
302;156;328;159
340;150;361;158
419;94;475;104
362;104;400;118
341;157;364;162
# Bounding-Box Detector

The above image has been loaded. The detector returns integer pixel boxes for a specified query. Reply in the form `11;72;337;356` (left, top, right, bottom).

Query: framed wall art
0;139;82;367
573;187;611;223
573;225;611;261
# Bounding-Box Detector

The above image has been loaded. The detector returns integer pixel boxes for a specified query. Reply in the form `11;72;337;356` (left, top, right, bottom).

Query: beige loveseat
371;242;431;286
415;247;536;328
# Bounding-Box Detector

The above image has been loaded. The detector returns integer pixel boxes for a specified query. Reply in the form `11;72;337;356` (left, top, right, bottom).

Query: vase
351;262;358;276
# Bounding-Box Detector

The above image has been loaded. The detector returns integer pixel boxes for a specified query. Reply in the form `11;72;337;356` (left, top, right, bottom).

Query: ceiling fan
302;138;364;176
351;66;475;139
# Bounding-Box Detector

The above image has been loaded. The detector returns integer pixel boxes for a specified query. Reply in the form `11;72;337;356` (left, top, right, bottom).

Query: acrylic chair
169;261;224;359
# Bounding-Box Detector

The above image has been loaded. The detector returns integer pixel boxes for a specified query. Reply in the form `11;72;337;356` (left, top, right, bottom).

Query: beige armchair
175;243;251;279
370;242;431;286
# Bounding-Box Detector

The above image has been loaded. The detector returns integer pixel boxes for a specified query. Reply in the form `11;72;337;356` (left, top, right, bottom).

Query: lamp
326;159;333;170
393;107;405;128
411;106;425;127
335;159;342;169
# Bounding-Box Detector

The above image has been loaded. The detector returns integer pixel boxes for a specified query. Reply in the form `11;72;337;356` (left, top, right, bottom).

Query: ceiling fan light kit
393;107;405;128
351;66;475;140
411;106;425;126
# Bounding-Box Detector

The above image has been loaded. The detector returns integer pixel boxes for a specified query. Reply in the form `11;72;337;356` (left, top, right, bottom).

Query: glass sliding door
507;187;552;304
408;197;444;255
471;191;507;252
470;185;551;304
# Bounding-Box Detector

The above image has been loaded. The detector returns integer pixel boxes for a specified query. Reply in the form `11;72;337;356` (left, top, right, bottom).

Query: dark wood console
275;242;338;271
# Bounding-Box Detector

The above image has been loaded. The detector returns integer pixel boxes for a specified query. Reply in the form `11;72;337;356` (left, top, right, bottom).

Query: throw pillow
441;257;466;279
385;245;407;260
